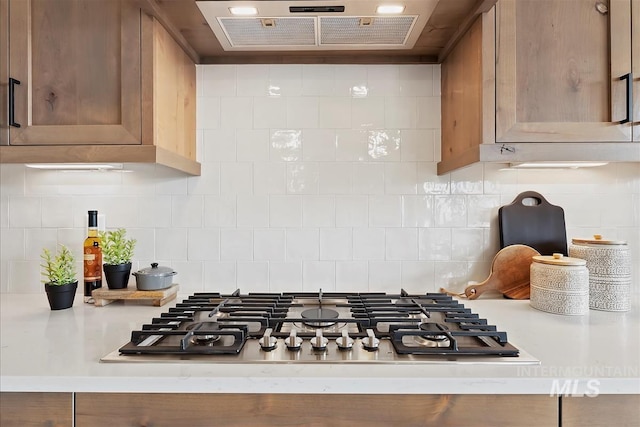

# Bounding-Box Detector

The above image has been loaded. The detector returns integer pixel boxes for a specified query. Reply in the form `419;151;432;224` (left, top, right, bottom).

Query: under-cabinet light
229;6;258;16
376;5;405;14
508;162;609;169
25;163;124;171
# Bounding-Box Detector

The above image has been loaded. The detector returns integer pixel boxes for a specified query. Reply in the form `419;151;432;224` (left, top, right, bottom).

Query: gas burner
301;307;339;327
414;322;450;348
186;323;221;346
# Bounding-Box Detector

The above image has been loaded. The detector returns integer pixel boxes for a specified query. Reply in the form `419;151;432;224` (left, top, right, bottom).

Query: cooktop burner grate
108;289;537;364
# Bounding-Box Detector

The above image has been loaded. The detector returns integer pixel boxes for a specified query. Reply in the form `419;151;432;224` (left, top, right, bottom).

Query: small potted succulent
41;244;78;310
99;228;137;289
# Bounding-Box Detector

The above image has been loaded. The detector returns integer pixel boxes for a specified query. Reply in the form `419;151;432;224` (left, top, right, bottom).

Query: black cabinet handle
8;77;21;128
619;73;632;125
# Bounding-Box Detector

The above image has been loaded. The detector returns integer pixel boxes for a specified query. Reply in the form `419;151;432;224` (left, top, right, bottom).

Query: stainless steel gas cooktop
101;289;538;364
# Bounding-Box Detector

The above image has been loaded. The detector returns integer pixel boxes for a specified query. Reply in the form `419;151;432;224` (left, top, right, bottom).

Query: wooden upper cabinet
1;0;200;175
496;0;632;143
8;0;142;145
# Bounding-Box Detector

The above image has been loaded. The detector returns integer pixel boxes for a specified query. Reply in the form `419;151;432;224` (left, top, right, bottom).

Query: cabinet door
633;0;640;141
8;0;142;145
496;0;632;143
0;392;73;427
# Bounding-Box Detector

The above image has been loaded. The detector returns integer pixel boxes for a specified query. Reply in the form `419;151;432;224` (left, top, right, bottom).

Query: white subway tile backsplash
271;130;302;162
335;195;368;227
303;129;337;162
236;195;269;228
202;65;236;97
302;65;335;96
286;229;319;261
352;97;385;128
401;195;434;228
287;97;319;128
318;97;352;129
156;228;188;261
2;65;639;294
302;195;335;227
270;195;302;227
369;195;402;227
9;197;41;228
203;261;237;293
287;163;319;194
220;229;253;261
269;65;302;96
336;261;368;291
253;97;287;129
385;228;418;260
203;195;237;228
253;228;285;261
319;163;351;195
237;261;269;292
352;163;384;194
353;228;385;260
187;228;220;261
269;261;303;292
237;129;270;162
220;97;253;129
254;163;286;195
434;195;467;227
302;261;335;291
220;163;253;195
236;65;269;96
319;228;352;260
203;129;236;162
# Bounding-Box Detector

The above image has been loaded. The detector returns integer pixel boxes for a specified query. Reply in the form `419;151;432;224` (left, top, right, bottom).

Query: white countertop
1;293;639;395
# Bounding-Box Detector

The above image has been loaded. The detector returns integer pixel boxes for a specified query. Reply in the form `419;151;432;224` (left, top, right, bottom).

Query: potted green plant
41;244;78;310
99;228;137;289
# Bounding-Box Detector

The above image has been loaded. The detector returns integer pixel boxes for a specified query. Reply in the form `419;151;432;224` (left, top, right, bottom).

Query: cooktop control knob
285;329;303;351
259;328;277;351
362;329;380;352
310;329;328;351
335;330;354;350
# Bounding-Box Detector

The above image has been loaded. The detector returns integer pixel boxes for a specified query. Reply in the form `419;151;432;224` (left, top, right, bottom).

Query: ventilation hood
195;1;439;51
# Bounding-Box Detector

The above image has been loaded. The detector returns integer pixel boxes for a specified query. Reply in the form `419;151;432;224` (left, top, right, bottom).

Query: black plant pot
45;281;78;310
104;263;132;289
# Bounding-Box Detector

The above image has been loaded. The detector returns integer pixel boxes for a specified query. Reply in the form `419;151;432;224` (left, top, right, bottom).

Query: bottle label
84;254;95;261
84;246;102;296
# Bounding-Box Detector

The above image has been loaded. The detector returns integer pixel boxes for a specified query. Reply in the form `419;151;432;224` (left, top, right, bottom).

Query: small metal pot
133;263;177;291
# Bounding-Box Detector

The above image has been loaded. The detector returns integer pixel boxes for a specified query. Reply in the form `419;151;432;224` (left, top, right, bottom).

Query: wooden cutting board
499;191;568;256
463;245;540;300
92;284;179;307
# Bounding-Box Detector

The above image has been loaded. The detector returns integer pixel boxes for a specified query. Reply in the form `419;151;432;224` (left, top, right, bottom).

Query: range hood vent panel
220;17;317;47
320;16;416;46
196;0;438;51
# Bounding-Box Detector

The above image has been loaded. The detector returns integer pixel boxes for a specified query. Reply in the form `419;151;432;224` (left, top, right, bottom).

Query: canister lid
532;253;586;266
134;263;176;277
571;234;627;245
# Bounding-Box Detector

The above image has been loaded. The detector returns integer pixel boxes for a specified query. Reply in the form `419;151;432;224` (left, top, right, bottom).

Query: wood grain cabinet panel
439;0;639;175
75;393;557;427
562;394;640;427
0;392;72;427
1;0;200;175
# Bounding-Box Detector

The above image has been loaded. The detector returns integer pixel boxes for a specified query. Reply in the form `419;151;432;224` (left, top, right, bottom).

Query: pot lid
135;263;176;277
532;253;586;266
571;234;627;245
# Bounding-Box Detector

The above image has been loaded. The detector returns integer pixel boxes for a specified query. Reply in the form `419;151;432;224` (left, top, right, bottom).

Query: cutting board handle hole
521;197;542;206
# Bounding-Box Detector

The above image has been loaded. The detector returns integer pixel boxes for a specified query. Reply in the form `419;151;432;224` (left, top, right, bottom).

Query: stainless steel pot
133;263;177;291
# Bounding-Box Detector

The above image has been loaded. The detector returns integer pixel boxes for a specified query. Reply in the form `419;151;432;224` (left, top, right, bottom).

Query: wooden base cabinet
439;0;640;175
0;0;199;175
562;395;640;427
0;392;73;427
75;393;558;427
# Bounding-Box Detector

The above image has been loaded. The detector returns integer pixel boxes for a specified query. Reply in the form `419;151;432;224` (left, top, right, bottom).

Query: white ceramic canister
569;235;631;312
530;253;589;315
